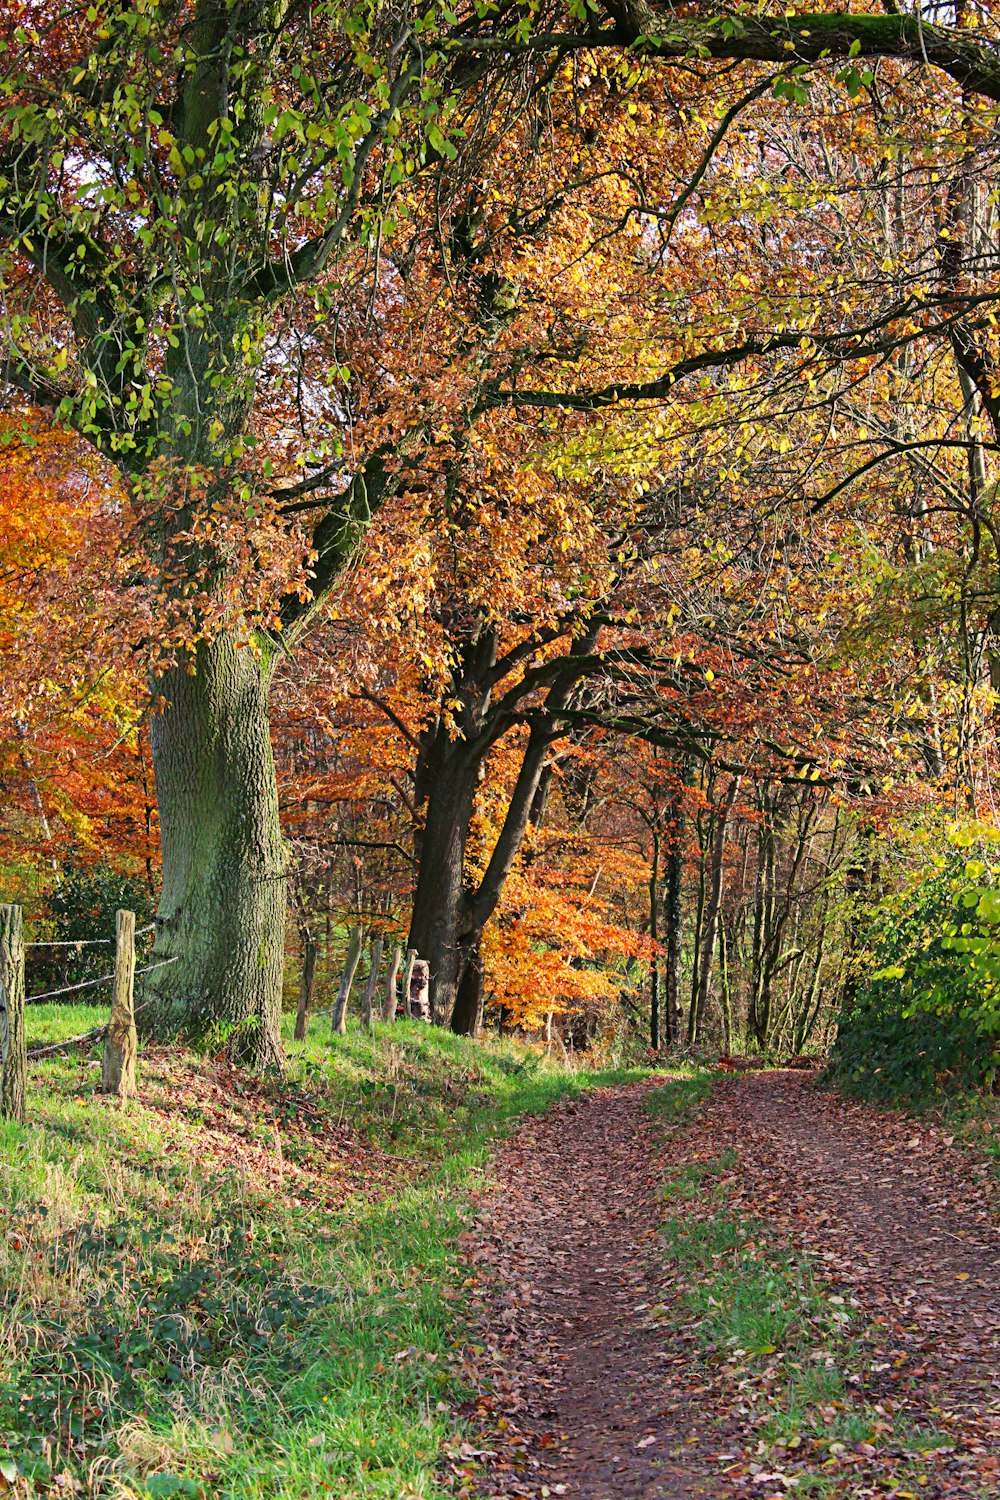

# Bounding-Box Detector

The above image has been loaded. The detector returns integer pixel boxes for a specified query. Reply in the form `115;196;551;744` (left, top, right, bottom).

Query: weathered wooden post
102;909;137;1099
294;931;317;1041
0;905;26;1124
383;944;403;1022
331;925;363;1036
399;948;417;1023
360;935;384;1030
409;959;431;1023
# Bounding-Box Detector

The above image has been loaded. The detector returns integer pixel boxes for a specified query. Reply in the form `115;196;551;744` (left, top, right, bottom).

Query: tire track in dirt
463;1074;1000;1500
463;1084;715;1499
704;1074;1000;1459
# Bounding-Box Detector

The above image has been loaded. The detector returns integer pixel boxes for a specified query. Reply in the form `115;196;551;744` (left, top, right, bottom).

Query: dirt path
463;1074;1000;1500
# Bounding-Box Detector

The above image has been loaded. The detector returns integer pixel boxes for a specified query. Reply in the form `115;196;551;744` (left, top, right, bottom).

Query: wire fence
25;923;156;951
25;956;180;1059
26;953;177;1006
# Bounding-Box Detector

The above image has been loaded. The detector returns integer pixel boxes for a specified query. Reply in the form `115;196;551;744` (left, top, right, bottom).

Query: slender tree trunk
294;931;317;1041
398;947;417;1022
649;827;661;1051
688;784;710;1044
662;779;685;1048
361;935;383;1029
719;919;733;1053
331;924;363;1035
142;634;286;1070
692;776;741;1045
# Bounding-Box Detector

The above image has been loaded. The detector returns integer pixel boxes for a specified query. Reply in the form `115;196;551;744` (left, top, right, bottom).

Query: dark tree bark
451;936;485;1036
648;827;661;1051
406;618;601;1031
662;771;687;1048
691;775;741;1046
295;930;317;1041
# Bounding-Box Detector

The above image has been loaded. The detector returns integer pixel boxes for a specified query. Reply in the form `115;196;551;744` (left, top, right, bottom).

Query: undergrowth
1;1009;642;1498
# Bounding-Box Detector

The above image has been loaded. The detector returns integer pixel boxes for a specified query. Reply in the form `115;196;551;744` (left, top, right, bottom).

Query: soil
462;1073;1000;1500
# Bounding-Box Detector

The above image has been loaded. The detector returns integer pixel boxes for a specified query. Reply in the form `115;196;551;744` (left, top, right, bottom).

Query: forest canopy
2;0;1000;1093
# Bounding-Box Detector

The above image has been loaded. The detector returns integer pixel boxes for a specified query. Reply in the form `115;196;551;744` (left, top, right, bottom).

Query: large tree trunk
142;634;286;1070
407;622;596;1032
450;935;485;1036
407;733;480;1024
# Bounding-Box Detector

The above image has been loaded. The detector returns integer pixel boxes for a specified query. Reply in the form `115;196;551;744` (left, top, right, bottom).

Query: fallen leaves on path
691;1073;1000;1497
458;1083;715;1498
458;1075;1000;1500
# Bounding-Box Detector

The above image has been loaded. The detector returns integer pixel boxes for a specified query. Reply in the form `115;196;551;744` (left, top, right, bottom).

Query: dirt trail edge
461;1082;714;1499
459;1075;1000;1500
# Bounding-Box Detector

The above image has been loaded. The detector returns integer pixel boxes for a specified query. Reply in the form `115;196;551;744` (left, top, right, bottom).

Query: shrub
827;834;1000;1105
26;854;157;999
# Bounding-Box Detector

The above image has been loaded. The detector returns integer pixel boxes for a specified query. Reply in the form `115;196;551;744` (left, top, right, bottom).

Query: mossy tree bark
361;936;384;1029
331;925;364;1035
142;637;286;1070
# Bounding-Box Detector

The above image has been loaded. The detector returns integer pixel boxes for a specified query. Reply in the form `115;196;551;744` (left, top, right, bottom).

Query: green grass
3;1007;645;1498
645;1078;957;1498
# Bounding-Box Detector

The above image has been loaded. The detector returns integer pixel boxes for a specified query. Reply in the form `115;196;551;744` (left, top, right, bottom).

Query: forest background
6;0;1000;1103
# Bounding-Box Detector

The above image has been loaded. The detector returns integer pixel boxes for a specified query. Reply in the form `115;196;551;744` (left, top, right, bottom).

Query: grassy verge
643;1079;954;1499
1;1008;643;1499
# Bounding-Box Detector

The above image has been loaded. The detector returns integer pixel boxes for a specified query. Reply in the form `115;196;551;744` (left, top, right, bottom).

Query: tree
7;0;1000;1063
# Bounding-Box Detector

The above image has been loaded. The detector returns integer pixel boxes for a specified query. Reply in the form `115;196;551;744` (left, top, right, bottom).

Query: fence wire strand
26;937;112;949
26;955;178;1006
26;957;180;1056
27;923;156;949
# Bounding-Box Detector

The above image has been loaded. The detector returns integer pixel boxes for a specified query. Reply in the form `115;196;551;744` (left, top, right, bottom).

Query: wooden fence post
399;948;417;1023
331;925;363;1036
102;909;137;1099
383;944;402;1022
0;905;26;1124
360;935;384;1030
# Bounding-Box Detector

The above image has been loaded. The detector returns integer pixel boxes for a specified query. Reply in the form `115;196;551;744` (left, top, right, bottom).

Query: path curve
463;1074;1000;1499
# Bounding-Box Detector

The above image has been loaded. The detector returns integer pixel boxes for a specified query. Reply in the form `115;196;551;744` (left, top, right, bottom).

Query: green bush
827;835;1000;1105
26;854;157;1000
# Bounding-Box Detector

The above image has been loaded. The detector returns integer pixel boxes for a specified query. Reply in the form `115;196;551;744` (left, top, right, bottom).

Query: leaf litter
456;1074;999;1499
